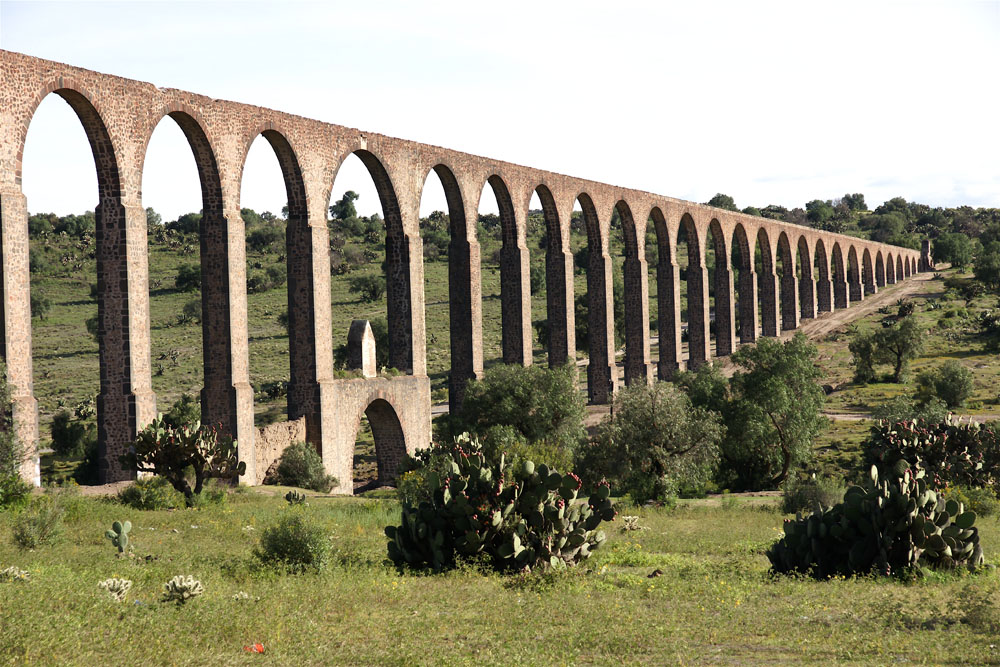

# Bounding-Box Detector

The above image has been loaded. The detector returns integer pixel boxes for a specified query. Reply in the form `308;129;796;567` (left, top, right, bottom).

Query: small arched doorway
353;398;407;492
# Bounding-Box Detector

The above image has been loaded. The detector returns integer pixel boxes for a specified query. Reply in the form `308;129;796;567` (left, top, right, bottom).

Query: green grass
3;489;1000;665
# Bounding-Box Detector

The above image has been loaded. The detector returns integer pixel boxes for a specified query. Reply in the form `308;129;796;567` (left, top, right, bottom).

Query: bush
179;299;201;324
386;434;614;572
117;476;184;510
870;396;949;425
849;329;878;384
254;513;331;573
0;360;31;509
915;360;974;409
274;442;338;493
50;410;96;457
247;226;283;252
349;274;386;303
175;263;201;292
12;495;64;549
578;383;722;504
445;363;586;456
163;394;201;430
944;485;1000;519
30;293;51;320
120;416;245;501
781;474;846;514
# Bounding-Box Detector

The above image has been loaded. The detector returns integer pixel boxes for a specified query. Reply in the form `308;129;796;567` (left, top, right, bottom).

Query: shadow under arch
755;227;779;337
776;231;798;331
678;212;709;368
649;206;681;378
862;248;875;295
813;238;833;312
796;235;816;319
577;192;616;403
535;184;574;367
351;397;408;489
708;218;735;357
731;223;756;344
875;250;886;288
831;242;849;308
886;252;896;284
618;199;650;384
847;246;863;301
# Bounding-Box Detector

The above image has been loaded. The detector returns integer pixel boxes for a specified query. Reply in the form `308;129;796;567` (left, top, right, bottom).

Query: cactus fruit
105;520;132;556
385;434;614;572
97;578;132;602
768;463;986;578
161;575;204;604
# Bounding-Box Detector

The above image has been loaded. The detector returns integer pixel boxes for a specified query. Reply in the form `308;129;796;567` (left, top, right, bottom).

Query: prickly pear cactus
386;434;615;572
98;578;132;602
105;520;132;556
284;490;307;506
768;462;985;578
162;575;204;604
0;566;31;583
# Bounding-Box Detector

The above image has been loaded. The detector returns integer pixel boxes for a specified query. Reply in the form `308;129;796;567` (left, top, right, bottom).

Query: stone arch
797;235;816;320
731;222;756;344
360;398;408;485
483;175;531;366
577;192;617;403
535;184;573;367
814;238;833;312
832;242;849;309
776;232;798;330
678;213;709;367
756;227;779;337
847;245;863;302
333;149;414;373
708;218;735;356
862;247;876;295
897;255;905;281
18;85;156;484
910;257;917;276
875;250;886;288
650;206;681;378
619;199;651;385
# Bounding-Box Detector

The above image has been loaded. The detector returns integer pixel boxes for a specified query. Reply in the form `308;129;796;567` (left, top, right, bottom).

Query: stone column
0;190;39;485
738;267;758;344
499;239;532;366
833;272;850;309
687;262;710;369
200;207;255;484
799;271;817;320
545;231;575;368
586;248;618;404
849;270;864;303
886;263;897;285
286;213;335;451
780;268;800;331
657;258;682;380
816;271;833;313
876;263;886;288
864;266;877;296
623;253;652;385
384;227;426;377
920;239;933;272
758;269;780;337
447;234;483;410
713;262;736;357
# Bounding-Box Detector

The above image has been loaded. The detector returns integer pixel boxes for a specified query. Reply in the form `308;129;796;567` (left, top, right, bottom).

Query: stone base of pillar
587;363;618;405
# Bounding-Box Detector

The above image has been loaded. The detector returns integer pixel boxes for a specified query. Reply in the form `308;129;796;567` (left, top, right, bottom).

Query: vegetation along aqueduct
0;50;928;489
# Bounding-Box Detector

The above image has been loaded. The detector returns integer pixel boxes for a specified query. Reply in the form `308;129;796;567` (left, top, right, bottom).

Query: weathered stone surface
254;417;307;486
0;50;924;487
347;320;377;378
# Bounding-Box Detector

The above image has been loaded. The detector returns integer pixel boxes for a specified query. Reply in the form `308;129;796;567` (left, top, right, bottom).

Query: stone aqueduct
0;51;926;490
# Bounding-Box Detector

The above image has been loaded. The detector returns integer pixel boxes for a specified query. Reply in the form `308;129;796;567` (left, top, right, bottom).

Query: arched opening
20;88;146;484
847;246;863;302
862;248;876;295
755;228;779;337
886;253;897;284
897;255;905;281
708;219;734;356
620;200;650;383
536;186;571;368
875;251;886;288
776;232;798;331
731;224;756;345
650;207;680;379
832;242;849;309
575;194;616;403
352;398;407;492
483;175;529;369
678;214;708;368
797;236;815;320
141;111;215;426
814;239;833;313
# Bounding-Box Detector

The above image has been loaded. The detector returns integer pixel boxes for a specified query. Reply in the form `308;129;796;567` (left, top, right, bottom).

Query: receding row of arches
9;83;920;485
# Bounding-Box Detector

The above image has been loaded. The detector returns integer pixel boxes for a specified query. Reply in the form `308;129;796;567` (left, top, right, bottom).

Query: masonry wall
0;50;925;487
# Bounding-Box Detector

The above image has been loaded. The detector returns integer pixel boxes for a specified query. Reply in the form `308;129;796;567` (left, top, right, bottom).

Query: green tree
848;328;878;384
874;316;924;382
915;360;973;409
167;212;202;235
705;193;738;212
581;382;722;503
175;263;202;292
349;274;386;303
0;360;31;508
805;199;835;225
842;193;867;212
933;232;975;269
673;362;729;415
974;242;1000;290
719;334;826;490
330;191;359;220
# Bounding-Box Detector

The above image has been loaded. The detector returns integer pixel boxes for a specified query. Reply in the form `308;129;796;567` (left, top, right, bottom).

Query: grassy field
3;488;1000;665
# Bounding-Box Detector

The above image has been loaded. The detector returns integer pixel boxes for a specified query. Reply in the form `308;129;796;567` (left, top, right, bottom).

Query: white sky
2;0;998;221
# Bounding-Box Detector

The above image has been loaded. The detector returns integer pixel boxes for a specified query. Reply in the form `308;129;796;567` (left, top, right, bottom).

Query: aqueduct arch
1;51;925;488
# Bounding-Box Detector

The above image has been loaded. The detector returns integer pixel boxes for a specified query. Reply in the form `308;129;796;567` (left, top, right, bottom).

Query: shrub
175;263;201;292
274;442;338;493
50;410;96;457
944;485;1000;519
849;329;878;384
254;513;331;573
445;363;586;456
578;383;722;503
161;575;205;604
120;416;245;501
179;299;201;324
529;264;545;295
162;394;201;430
247;226;283;252
385;434;614;572
915;360;974;409
863;416;1000;490
781;474;847;514
30;293;51;320
349;274;386;302
117;476;184;510
12;496;64;549
870;396;949;425
0;360;31;509
768;462;984;578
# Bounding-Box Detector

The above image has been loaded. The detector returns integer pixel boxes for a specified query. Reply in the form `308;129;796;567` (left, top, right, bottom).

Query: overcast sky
3;0;998;221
